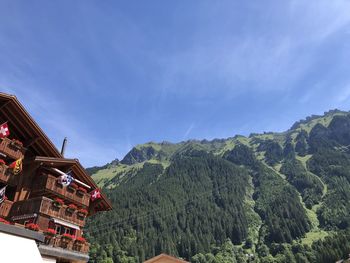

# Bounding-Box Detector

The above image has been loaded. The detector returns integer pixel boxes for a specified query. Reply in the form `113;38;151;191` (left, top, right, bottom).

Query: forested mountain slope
86;109;350;263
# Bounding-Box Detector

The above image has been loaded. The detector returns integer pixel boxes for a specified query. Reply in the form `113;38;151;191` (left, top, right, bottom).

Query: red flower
77;187;87;193
67;204;78;210
44;228;56;236
62;233;74;240
53;198;64;205
0;159;5;165
0;217;10;224
75;236;86;243
25;223;40;231
78;208;88;215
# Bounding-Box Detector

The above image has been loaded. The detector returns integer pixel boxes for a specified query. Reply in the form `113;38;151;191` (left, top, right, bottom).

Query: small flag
90;189;101;201
59;170;74;186
0;185;7;204
9;158;22;175
0;122;10;138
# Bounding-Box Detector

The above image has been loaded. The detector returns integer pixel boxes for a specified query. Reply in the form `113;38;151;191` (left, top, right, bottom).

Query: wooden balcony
0;137;25;160
0;199;13;218
0;163;19;186
32;172;90;207
10;196;87;227
43;235;90;254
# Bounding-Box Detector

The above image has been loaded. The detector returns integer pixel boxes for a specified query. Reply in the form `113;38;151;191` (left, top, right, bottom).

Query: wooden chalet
0;92;112;262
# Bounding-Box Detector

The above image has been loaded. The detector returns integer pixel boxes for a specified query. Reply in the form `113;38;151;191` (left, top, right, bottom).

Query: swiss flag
90;189;101;201
0;123;10;138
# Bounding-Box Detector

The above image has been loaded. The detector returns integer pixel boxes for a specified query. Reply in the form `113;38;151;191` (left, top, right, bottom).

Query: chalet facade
0;92;112;262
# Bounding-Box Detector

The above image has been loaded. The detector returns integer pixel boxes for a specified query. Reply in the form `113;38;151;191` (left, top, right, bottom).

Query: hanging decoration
9;158;22;175
90;189;101;201
0;122;10;138
0;185;7;204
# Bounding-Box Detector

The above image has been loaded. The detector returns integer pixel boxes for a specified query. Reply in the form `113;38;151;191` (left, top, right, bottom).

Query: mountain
86;109;350;263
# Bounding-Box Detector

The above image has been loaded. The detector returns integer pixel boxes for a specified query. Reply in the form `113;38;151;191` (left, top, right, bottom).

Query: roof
0;92;62;158
144;254;189;263
33;156;112;211
0;92;112;212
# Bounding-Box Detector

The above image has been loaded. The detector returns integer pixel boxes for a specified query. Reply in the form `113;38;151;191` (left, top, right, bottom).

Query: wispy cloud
183;123;195;139
156;0;350;99
0;78;118;167
1;0;350;167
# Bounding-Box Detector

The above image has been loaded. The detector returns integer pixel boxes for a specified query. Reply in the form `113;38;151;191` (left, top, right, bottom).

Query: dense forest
85;109;350;262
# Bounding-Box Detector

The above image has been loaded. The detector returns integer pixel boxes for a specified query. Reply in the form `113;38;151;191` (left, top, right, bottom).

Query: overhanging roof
0;92;62;158
34;156;112;211
0;92;112;212
51;218;80;230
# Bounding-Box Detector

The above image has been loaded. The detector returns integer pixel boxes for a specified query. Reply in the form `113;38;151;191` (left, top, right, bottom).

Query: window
70;229;76;237
55;225;61;235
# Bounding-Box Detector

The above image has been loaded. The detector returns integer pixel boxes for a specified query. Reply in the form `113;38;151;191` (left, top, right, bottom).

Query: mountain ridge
86;109;350;263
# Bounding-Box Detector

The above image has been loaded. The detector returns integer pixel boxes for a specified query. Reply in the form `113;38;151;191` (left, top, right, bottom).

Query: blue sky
1;1;350;167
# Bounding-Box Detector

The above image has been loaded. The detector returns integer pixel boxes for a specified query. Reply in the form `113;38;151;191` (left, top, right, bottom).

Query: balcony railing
32;172;90;207
0;163;19;185
0;137;25;160
10;196;87;227
43;235;90;254
0;199;13;218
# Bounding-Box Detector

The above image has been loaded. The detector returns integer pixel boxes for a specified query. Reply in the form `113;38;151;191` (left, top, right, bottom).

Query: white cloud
183;123;195;139
156;0;350;99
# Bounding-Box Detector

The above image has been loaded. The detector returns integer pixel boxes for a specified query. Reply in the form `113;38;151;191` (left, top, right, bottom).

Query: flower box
52;197;64;208
66;203;78;213
77;208;88;218
75;236;86;243
67;182;78;192
0;217;10;224
44;228;56;237
60;233;74;248
25;223;39;231
62;233;74;240
76;187;87;196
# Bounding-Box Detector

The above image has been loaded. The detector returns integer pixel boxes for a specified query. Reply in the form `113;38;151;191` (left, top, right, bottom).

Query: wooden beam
0;108;27;139
24;137;40;147
0;100;11;111
3;106;32;138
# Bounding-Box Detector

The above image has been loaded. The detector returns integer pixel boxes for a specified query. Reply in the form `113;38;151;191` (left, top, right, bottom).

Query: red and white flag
90;189;101;201
0;122;10;138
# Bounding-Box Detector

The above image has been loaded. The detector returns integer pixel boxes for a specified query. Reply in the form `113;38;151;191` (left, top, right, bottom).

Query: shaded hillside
86;109;350;263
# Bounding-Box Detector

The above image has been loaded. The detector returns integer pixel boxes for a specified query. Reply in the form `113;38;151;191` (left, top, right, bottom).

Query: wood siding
32;171;90;207
0;137;25;160
10;196;87;227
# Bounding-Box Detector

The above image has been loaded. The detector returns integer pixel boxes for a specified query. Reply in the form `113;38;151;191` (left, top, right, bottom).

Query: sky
0;1;350;167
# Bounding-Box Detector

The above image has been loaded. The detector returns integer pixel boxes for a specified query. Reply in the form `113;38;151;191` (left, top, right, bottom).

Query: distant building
0;93;112;262
144;253;189;263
